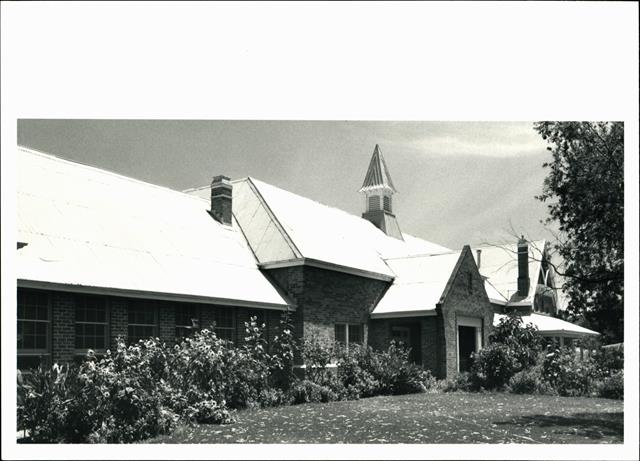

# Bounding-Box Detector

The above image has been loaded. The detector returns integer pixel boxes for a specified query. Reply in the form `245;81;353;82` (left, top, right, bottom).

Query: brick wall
268;265;388;363
52;292;75;363
19;288;290;366
369;315;444;378
109;297;128;348
439;248;494;379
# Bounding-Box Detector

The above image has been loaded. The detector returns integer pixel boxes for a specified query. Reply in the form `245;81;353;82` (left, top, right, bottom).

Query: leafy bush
596;370;623;400
18;344;180;443
507;366;555;395
268;312;298;391
470;343;520;390
491;314;544;369
300;333;335;385
591;344;624;379
288;380;338;404
542;346;597;397
336;343;381;398
375;342;431;395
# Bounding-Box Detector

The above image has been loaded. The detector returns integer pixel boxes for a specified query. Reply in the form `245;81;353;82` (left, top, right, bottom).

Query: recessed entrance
456;316;483;373
457;326;476;372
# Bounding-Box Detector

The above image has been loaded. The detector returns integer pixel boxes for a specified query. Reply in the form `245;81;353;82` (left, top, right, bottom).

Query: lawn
148;392;623;444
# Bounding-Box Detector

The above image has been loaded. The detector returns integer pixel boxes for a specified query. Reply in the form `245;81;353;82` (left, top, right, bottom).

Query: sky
17;120;555;249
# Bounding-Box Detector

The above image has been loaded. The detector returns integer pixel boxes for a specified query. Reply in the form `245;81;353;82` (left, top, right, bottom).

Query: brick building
16;144;596;379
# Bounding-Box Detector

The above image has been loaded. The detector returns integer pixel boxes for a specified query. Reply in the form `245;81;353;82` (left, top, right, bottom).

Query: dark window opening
214;307;235;342
175;304;200;339
75;295;108;351
128;300;157;344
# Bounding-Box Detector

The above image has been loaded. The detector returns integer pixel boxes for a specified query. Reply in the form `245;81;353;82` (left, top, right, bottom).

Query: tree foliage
534;122;623;343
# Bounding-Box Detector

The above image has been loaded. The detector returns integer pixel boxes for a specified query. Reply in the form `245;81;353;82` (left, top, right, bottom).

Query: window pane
348;324;363;344
335;324;346;344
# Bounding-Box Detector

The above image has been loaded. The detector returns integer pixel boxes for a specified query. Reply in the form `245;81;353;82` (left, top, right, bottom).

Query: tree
534;122;623;344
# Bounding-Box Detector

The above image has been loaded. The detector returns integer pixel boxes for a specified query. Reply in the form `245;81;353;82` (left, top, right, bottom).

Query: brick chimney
517;236;530;296
210;175;233;225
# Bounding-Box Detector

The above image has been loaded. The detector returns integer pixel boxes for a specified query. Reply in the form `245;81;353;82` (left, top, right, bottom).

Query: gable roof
186;177;451;281
370;250;465;318
471;241;548;306
16;147;292;309
359;144;397;193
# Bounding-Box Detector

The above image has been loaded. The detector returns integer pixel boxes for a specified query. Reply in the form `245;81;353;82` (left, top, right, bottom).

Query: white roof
187;177;451;280
16;147;291;309
371;251;462;318
494;313;599;337
472;241;547;305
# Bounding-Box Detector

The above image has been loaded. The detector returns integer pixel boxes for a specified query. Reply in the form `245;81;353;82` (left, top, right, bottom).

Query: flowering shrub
300;333;335;385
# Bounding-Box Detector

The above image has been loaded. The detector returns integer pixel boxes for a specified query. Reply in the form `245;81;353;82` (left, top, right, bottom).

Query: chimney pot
210;175;233;226
476;249;482;269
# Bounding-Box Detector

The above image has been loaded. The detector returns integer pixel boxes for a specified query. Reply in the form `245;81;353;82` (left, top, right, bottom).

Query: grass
148;392;623;444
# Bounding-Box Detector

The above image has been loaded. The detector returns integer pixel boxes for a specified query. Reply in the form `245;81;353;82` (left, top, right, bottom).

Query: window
383;195;392;212
368;195;380;212
128;300;157;343
335;323;364;351
175;304;200;339
75;295;108;351
17;289;51;369
214;307;235;342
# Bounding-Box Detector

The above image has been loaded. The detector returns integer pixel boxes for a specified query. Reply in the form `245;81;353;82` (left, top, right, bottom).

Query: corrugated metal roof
241;178;451;279
472;241;547;305
494;313;599;337
359;144;397;193
371;251;462;317
16;147;292;309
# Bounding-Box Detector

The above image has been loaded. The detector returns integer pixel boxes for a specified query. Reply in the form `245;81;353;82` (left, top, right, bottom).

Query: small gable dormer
359;144;403;240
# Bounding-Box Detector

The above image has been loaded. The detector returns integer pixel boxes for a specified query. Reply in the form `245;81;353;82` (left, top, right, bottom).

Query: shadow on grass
494;412;623;441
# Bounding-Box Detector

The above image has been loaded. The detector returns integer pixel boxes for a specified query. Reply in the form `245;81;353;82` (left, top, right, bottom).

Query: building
16;144;596;379
471;241;599;346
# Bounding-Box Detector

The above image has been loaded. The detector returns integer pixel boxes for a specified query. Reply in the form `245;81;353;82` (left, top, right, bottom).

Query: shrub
596;370;624;400
336;343;381;398
288;380;338;404
300;333;335;385
542;346;597;397
375;342;430;395
269;312;298;391
491;313;544;369
470;343;520;390
507;366;554;395
591;344;624;379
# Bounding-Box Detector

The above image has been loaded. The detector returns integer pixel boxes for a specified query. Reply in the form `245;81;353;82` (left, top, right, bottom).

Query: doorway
457;326;477;373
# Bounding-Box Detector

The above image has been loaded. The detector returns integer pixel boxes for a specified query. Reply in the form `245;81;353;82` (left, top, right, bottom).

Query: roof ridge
383;250;460;261
19;145;211;206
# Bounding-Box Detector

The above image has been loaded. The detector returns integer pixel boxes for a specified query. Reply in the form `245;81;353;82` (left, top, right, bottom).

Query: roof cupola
359;144;403;240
